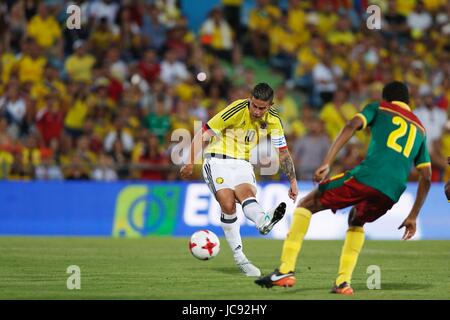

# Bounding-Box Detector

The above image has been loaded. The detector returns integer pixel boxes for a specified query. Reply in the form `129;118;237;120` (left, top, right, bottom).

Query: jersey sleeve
268;113;287;150
355;102;379;130
206;99;248;135
414;138;431;169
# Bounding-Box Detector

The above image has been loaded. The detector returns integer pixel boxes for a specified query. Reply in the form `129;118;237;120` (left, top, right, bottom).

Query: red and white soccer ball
189;230;220;260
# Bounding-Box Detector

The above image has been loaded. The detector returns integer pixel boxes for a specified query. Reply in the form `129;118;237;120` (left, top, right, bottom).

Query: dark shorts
318;172;396;223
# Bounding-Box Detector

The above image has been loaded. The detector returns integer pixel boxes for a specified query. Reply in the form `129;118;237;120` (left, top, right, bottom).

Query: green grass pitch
0;237;449;300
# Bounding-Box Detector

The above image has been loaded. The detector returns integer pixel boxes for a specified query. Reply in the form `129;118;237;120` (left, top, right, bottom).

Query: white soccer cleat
258;202;287;235
238;261;261;277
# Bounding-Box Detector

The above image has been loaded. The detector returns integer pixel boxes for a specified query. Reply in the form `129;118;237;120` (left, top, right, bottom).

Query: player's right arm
314;102;377;183
314;116;363;182
179;126;212;179
180;100;246;179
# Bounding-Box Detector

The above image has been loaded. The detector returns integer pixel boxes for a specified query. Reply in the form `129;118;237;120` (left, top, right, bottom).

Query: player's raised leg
255;188;326;288
234;184;286;235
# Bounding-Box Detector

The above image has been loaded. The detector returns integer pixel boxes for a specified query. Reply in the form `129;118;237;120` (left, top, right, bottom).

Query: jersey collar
391;101;411;111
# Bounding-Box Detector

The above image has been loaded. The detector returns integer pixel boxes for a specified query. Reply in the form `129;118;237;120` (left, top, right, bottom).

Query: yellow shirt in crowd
27;15;62;48
65;54;96;83
64;99;89;130
248;5;281;33
17;55;47;83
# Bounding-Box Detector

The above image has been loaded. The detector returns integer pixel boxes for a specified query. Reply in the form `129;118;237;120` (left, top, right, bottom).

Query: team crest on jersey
216;177;224;184
260;121;267;129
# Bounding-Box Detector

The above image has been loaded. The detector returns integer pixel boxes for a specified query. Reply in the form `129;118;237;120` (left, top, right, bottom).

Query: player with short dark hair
181;83;298;277
255;81;431;294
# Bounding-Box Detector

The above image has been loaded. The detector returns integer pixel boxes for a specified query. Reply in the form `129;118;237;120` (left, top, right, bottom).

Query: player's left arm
278;147;298;202
271;118;298;202
398;164;431;240
398;139;432;240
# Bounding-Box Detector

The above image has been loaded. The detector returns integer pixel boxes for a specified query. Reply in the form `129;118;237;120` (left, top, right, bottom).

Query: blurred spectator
414;86;448;150
171;100;197;135
138;49;161;85
91;152;118;181
200;8;234;62
145;98;171;144
165;18;194;62
319;89;359;141
312;51;342;106
8;1;27;53
65;154;90;180
64;82;89;141
273;84;299;136
26;2;62;50
269;11;298;80
203;65;231;100
35;152;63;180
137;133;169;180
0;83;28;139
64;40;96;83
160;49;188;85
141;4;166;52
19;134;42;179
292;118;330;180
383;0;409;42
247;0;281;58
16;38;47;84
222;0;243;39
89;0;120;27
89;16;119;58
104;117;134;155
35;94;64;146
407;1;433;37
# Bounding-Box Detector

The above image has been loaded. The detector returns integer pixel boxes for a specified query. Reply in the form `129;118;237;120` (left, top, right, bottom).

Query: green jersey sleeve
414;139;431;169
355;102;379;130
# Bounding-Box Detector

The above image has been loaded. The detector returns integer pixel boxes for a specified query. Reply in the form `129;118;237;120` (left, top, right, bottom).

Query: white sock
241;197;265;228
220;212;247;264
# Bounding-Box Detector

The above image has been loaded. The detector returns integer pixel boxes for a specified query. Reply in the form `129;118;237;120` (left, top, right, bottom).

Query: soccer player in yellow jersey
181;83;299;276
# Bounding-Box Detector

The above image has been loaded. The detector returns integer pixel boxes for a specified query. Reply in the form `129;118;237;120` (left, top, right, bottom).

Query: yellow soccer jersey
204;99;287;160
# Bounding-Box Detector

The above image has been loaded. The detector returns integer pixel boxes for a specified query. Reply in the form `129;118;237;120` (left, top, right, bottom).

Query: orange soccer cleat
330;282;354;295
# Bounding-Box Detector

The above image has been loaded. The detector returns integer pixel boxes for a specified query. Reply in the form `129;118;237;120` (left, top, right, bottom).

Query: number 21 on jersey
387;116;417;158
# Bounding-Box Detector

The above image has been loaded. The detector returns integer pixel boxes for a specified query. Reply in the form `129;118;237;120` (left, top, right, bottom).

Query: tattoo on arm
279;149;296;182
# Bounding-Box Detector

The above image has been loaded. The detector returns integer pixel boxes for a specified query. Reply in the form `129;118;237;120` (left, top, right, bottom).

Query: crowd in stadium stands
0;0;449;182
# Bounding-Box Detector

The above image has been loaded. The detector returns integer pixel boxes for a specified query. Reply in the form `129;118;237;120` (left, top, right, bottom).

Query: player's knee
220;202;236;214
297;194;321;213
348;210;365;227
